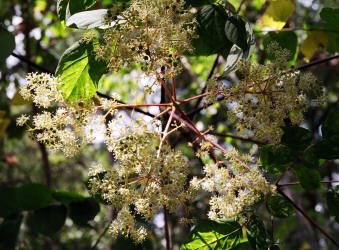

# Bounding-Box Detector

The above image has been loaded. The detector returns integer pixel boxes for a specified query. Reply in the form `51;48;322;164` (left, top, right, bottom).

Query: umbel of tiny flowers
88;125;197;242
95;0;196;82
198;148;274;219
207;42;324;144
17;73;120;157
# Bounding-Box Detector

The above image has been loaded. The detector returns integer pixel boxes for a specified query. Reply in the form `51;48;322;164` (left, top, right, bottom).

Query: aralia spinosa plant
14;0;339;249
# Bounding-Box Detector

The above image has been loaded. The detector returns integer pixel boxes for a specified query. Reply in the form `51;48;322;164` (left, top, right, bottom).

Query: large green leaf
320;8;339;26
224;16;248;52
260;145;298;174
294;164;321;191
0;27;15;63
17;183;53;211
0;186;20;218
56;40;107;100
0;213;23;250
321;108;339;138
181;220;249;250
246;215;268;250
57;0;98;21
52;190;85;205
66;9;107;29
266;196;294;218
263;31;298;63
280;126;312;152
69;198;100;227
313;136;339;160
192;4;233;56
326;186;339;220
300;146;319;169
27;205;67;236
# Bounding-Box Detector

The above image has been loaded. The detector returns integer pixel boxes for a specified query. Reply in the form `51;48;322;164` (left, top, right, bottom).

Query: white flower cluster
95;0;196;80
198;148;274;219
88;127;195;242
17;73;119;157
208;43;324;144
20;72;64;108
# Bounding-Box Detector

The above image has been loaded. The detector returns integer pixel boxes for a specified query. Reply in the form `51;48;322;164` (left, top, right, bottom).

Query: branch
277;187;339;248
192;55;220;113
278;180;339;187
11;52;53;74
91;220;111;250
96;92;155;118
208;131;267;145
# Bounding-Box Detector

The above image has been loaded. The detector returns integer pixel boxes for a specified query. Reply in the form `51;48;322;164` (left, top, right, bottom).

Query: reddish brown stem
163;206;171;250
278;180;339;187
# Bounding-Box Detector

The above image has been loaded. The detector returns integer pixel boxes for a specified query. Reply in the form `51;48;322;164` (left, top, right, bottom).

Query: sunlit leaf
301;31;328;61
260;0;295;29
181;220;249;249
66;9;107;29
55;40;107;100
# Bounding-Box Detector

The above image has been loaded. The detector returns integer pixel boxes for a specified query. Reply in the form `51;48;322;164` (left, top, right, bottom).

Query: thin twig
192;55;220;113
277;187;339;248
278;180;339;187
209;131;266;145
11;52;53;74
163;206;171;250
91;220;111;250
237;0;246;14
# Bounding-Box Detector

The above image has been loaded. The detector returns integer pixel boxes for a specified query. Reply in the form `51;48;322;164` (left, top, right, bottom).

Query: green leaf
326;186;339;219
246;215;268;250
320;8;339;26
224;16;248;52
0;213;23;250
0;27;15;63
192;4;233;56
260;0;295;30
263;31;298;63
52;190;85;205
57;0;98;21
66;9;107;29
181;220;248;250
280;126;312;152
0;186;20;218
69;198;100;227
17;183;53;211
313;136;339;160
223;19;255;75
260;145;298;174
56;40;107;100
266;196;294;218
322;108;339;138
27;205;67;236
294;164;321;191
300;146;319;169
57;0;69;21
